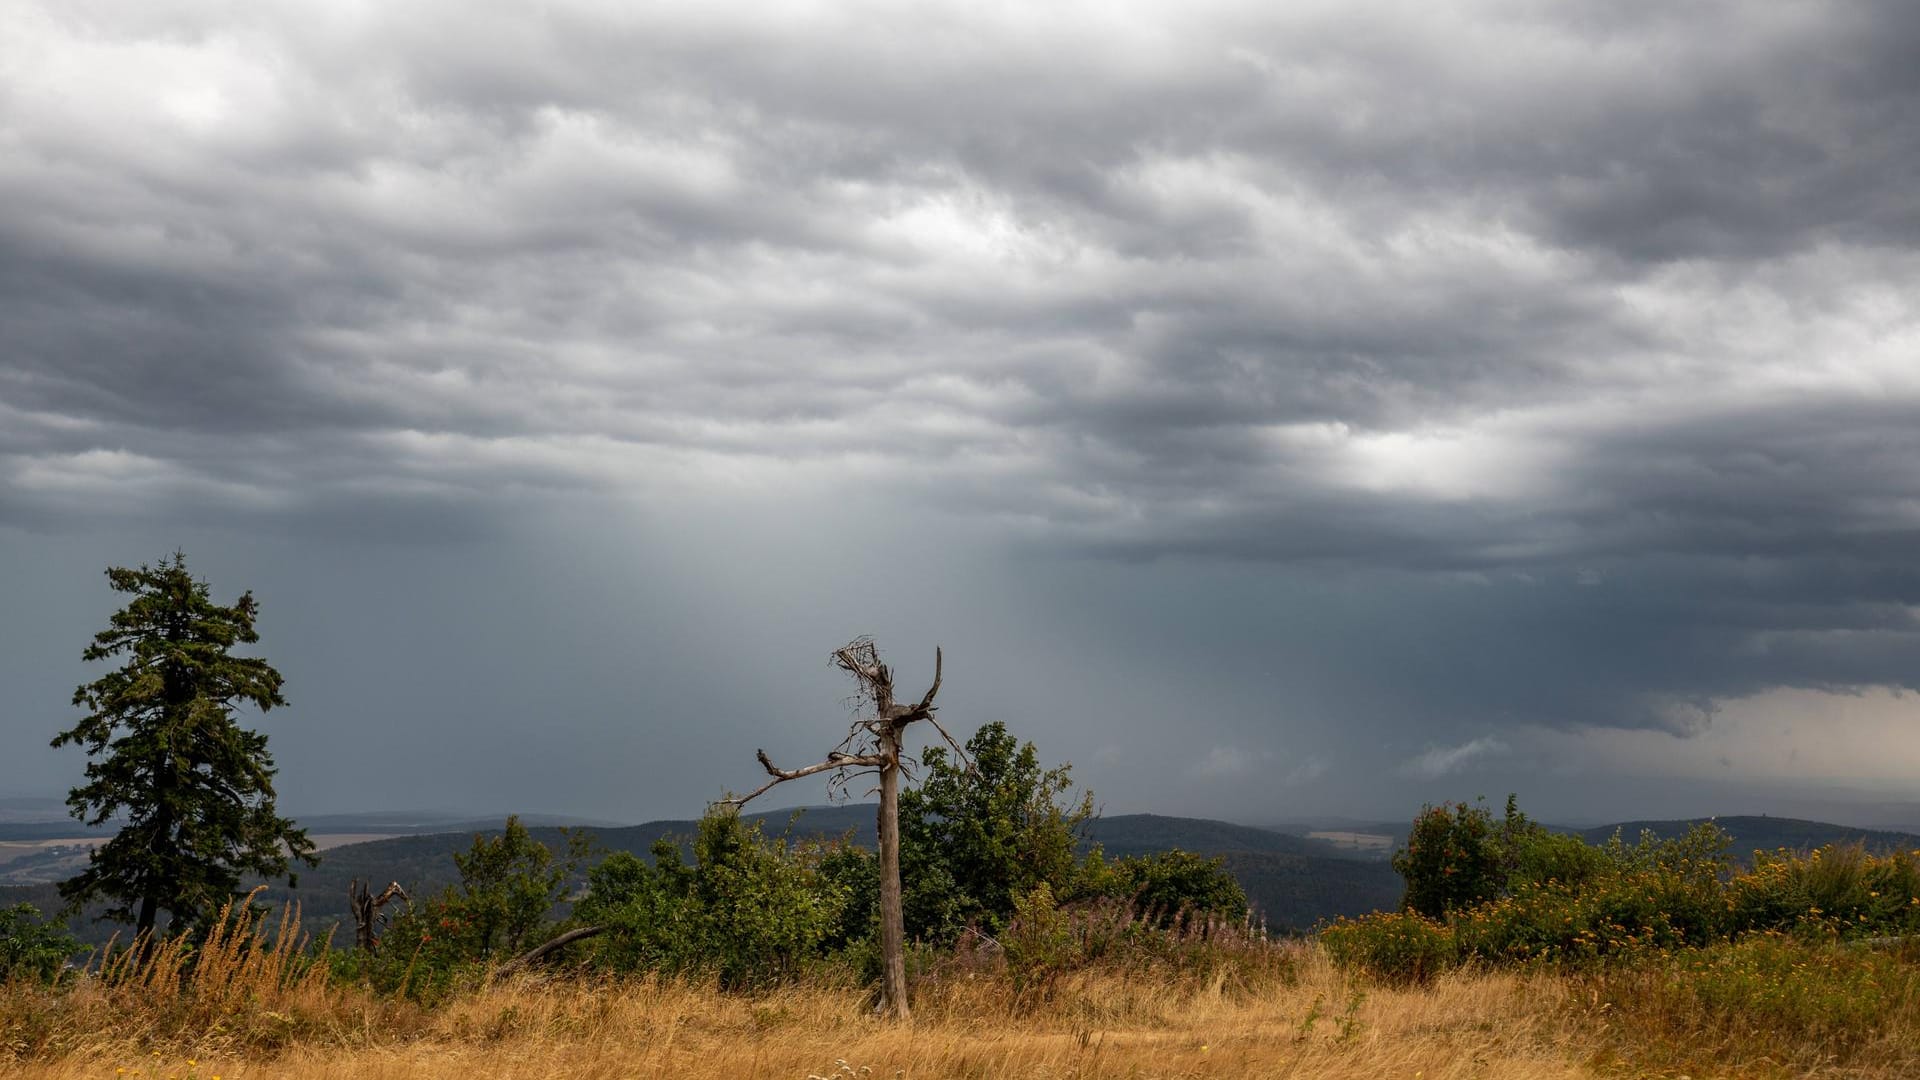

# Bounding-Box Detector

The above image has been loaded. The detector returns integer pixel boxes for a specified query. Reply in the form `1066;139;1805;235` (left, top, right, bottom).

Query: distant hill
1572;816;1920;859
17;809;1911;948
1086;814;1371;860
0;809;615;843
0;804;1395;943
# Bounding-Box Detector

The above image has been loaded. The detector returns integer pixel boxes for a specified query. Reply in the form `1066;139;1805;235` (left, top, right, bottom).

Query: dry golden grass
7;902;1919;1080
9;947;1604;1080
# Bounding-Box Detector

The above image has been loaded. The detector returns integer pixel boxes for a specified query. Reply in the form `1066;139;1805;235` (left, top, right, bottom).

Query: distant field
0;833;400;887
1305;830;1394;853
0;839;102;886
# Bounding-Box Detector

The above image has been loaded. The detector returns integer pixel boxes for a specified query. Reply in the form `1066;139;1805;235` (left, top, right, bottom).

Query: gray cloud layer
3;1;1918;822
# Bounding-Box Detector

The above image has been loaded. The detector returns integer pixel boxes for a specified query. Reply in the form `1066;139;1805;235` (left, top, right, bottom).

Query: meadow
5;889;1919;1079
9;800;1920;1079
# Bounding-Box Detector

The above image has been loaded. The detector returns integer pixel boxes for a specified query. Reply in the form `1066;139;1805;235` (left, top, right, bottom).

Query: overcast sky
4;0;1919;829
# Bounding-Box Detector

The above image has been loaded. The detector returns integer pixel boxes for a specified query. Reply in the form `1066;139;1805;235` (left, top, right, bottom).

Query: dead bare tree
722;637;964;1020
501;923;605;972
346;878;410;952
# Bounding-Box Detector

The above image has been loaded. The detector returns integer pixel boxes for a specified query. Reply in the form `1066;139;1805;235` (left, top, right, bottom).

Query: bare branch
833;638;884;684
347;878;411;952
721;748;885;808
923;710;974;774
916;646;943;712
500;924;605;973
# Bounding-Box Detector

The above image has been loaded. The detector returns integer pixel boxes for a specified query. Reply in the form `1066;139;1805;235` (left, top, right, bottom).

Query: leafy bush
1589;933;1920;1073
1728;844;1920;939
1320;910;1456;985
1394;795;1624;919
1671;934;1912;1039
329;817;587;1001
0;904;77;985
1392;800;1504;917
814;841;879;950
327;899;479;1003
986;884;1291;998
900;722;1099;943
1102;850;1249;930
575;809;848;989
443;815;587;959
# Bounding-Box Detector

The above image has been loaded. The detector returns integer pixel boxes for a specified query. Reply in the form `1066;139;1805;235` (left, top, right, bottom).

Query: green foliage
990;883;1293;997
813;841;879;951
899;722;1098;942
441;816;585;959
326;903;465;1003
1446;822;1730;965
1332;797;1920;986
575;809;848;989
0;903;78;984
328;818;586;1001
1728;844;1920;940
1668;935;1909;1037
1592;933;1920;1071
1319;910;1456;985
1103;850;1249;930
1392;799;1504;917
51;552;314;936
1394;795;1668;920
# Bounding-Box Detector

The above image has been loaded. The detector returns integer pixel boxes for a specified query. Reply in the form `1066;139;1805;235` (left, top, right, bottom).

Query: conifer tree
52;552;314;937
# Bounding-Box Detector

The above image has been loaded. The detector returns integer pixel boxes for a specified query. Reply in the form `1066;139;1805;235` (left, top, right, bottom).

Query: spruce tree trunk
135;773;173;940
876;730;910;1019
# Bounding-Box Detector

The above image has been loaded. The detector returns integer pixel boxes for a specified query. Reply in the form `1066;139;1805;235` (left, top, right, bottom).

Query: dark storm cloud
3;0;1919;820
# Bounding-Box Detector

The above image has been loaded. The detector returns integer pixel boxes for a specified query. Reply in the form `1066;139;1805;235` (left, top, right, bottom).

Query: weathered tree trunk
503;924;605;972
348;879;410;952
876;729;909;1019
726;640;954;1023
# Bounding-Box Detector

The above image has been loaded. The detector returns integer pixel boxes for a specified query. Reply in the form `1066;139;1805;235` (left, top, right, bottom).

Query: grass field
7;949;1597;1080
9;937;1920;1079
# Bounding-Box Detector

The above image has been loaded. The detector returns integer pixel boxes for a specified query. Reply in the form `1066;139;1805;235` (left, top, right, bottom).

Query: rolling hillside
14;809;1916;947
1;805;1393;942
1574;815;1920;859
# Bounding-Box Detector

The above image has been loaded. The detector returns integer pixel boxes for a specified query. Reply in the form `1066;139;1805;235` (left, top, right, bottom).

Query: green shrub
1393;801;1504;917
989;884;1290;997
1729;844;1920;940
1592;933;1920;1065
900;722;1100;943
1321;910;1456;985
1395;796;1649;920
1445;821;1732;966
1103;850;1248;930
814;841;879;951
0;904;78;985
575;809;848;989
327;900;480;1003
443;815;586;959
1675;934;1910;1039
1452;866;1724;966
328;817;587;1002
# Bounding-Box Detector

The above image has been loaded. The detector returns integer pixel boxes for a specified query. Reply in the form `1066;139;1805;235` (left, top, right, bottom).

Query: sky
3;0;1919;829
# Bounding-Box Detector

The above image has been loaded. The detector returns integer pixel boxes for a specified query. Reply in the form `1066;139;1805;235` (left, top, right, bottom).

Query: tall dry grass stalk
7;946;1604;1079
91;888;329;1010
6;938;1918;1077
2;888;401;1062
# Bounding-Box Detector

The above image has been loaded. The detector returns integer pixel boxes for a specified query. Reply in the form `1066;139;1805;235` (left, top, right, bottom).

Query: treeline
1325;796;1920;983
1;726;1262;998
324;720;1252;1001
0;554;1258;1002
